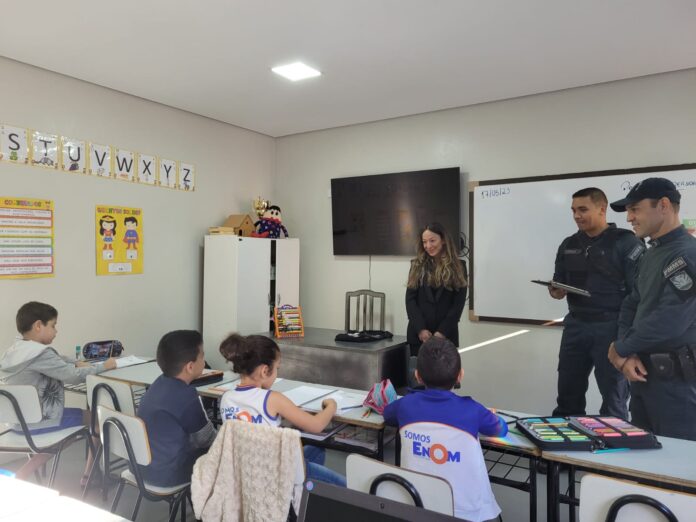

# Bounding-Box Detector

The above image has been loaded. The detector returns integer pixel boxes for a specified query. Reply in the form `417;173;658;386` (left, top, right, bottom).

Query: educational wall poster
90;143;112;178
0;125;28;164
159;158;177;188
61;137;87;174
114;149;135;182
95;205;143;276
179;162;195;191
0;121;195;191
137;153;157;185
31;131;58;169
0;197;54;279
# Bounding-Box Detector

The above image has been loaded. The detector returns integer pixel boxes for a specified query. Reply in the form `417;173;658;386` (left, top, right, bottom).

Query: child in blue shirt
138;330;217;487
383;336;507;522
218;333;346;486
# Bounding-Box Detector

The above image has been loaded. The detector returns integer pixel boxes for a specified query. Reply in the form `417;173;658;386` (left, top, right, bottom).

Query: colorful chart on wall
0;197;54;279
95;205;143;276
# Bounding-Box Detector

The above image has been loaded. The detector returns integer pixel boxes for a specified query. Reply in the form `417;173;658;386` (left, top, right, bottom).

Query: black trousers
631;376;696;441
553;314;629;419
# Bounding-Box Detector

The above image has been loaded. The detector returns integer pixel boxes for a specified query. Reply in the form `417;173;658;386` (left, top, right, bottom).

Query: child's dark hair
417;336;461;390
156;330;203;377
219;333;280;375
16;301;58;333
124;216;138;225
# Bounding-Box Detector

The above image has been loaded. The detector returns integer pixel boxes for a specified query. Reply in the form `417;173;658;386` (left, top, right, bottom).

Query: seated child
218;333;346;487
0;301;117;482
383;336;508;522
138;330;217;487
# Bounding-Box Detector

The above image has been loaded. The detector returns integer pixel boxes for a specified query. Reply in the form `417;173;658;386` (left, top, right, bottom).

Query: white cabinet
273;238;300;308
203;236;299;368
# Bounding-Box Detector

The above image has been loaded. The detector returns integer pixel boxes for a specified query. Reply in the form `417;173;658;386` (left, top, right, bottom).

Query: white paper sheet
115;355;150;368
282;385;335;407
303;390;366;412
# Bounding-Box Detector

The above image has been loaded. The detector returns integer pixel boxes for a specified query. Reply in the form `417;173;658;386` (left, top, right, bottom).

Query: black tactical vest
563;226;632;312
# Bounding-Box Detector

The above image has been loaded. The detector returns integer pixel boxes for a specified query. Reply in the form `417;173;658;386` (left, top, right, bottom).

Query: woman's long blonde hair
407;222;467;290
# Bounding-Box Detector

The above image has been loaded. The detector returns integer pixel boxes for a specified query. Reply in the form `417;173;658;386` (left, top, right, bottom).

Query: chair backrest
0;385;42;425
580;474;696;521
345;289;386;331
86;375;136;415
97;405;151;467
345;454;454;515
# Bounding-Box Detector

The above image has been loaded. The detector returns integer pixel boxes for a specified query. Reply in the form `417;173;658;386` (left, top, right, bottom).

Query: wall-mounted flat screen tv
331;167;460;255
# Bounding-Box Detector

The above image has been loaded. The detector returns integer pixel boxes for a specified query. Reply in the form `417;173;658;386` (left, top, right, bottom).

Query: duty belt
645;345;696;381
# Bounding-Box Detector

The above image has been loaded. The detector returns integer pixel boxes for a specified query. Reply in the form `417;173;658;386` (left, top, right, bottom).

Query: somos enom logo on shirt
404;429;461;464
222;407;263;424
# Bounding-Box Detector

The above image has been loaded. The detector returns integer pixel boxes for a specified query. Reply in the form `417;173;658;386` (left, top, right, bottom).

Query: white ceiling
2;1;696;137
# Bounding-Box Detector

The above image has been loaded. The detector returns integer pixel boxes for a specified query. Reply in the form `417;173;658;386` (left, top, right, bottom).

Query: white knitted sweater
191;420;305;522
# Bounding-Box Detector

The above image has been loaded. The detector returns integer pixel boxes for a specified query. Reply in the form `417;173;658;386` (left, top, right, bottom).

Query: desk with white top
481;411;542;522
543;435;696;522
99;361;392;459
0;476;128;521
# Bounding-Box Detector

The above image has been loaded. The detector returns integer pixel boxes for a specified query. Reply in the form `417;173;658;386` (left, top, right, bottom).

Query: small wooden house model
208;214;256;236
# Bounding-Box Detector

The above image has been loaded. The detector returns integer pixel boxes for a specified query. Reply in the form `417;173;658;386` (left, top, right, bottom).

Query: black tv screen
331;167;460;255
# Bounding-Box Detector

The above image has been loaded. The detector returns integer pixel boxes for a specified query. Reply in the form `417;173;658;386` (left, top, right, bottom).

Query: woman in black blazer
406;222;468;357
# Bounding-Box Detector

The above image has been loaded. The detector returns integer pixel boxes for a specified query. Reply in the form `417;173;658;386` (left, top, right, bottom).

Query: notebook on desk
191;369;224;387
303;390;366;413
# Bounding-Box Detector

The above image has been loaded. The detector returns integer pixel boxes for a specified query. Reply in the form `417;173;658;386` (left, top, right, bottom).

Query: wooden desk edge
541;452;696;489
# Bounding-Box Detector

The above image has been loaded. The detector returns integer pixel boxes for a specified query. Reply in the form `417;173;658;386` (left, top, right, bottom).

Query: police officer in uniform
550;187;644;418
608;178;696;440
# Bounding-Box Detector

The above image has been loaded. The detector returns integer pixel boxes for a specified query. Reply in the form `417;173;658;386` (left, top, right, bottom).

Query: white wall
0;57;275;361
275;68;696;413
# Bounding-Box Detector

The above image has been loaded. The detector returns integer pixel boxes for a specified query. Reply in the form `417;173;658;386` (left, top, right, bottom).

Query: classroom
1;2;696;521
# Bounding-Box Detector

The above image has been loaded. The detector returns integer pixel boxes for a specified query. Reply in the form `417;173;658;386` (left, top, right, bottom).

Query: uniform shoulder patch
667;263;696;301
663;257;687;278
627;244;645;261
670;271;693;291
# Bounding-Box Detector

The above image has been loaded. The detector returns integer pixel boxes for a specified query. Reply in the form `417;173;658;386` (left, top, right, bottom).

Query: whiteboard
469;164;696;322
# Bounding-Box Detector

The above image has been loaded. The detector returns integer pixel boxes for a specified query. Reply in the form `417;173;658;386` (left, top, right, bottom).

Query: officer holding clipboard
549;187;644;419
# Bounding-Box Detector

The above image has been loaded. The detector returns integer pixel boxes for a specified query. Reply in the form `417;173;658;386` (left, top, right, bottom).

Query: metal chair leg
131;492;142;521
47;449;62;488
81;445;102;500
168;494;183;522
180;490;187;522
110;480;125;513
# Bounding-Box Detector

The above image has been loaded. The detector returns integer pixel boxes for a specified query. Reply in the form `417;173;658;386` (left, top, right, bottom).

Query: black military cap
610;177;681;212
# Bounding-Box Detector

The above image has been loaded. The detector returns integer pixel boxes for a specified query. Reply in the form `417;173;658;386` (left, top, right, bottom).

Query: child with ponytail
219;333;346;486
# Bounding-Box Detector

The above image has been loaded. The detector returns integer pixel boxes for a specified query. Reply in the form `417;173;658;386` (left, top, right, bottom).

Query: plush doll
252;205;289;238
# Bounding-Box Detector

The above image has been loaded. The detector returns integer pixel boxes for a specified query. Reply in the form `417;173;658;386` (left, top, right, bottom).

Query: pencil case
516;416;596;451
567;416;662;450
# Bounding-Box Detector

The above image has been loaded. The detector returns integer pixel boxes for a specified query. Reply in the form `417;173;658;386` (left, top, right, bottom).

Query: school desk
201;377;393;461
542;435;696;522
97;363;393;461
481;411;542;522
0;476;128;521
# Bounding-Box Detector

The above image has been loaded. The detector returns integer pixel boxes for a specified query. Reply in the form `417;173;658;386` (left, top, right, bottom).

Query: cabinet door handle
277;294;281;305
